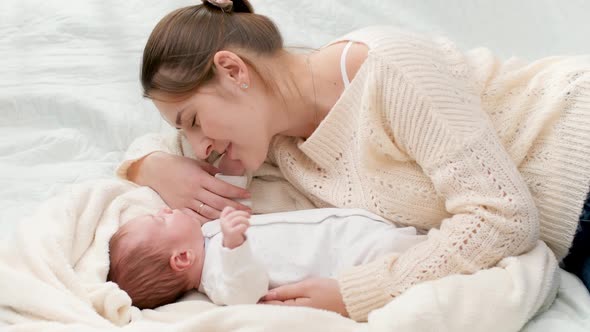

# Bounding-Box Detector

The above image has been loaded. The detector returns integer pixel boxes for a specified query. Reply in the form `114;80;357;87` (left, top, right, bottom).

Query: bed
1;0;589;330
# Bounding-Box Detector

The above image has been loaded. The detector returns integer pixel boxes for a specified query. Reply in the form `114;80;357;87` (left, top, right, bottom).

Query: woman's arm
263;37;540;321
334;49;540;321
116;132;181;181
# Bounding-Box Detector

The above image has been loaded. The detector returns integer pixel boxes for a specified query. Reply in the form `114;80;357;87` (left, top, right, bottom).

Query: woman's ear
213;50;250;90
169;249;195;272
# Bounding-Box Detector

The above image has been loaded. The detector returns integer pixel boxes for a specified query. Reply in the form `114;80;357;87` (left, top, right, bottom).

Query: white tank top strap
340;41;354;88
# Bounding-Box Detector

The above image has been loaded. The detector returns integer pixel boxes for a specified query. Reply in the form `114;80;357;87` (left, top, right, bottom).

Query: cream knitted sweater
118;26;590;321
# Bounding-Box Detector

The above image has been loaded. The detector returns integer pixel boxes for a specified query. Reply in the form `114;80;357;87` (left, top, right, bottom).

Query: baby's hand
220;206;251;249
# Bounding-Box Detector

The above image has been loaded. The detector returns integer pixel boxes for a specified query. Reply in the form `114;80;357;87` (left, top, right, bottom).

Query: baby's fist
220;206;251;249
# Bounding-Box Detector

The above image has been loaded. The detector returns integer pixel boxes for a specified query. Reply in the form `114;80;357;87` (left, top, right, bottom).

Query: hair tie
203;0;233;12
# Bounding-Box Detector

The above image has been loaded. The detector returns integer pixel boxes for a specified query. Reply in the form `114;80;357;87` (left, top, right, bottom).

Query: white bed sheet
1;0;589;330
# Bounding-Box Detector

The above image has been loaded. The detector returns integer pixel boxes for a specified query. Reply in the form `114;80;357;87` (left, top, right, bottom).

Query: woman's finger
261;282;308;302
197;189;251;214
196;160;220;176
258;300;283;305
200;203;218;220
259;298;311;306
188;200;219;220
202;175;251;200
180;207;209;225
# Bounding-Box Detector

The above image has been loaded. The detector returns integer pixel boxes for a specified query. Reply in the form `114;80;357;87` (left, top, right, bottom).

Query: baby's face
122;207;203;250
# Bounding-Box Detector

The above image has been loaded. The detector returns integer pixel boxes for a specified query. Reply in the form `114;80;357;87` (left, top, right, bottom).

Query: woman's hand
128;152;251;224
259;277;349;317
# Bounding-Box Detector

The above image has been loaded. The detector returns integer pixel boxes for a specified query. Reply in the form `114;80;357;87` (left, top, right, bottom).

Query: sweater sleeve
337;44;540;321
115;131;183;180
202;239;270;305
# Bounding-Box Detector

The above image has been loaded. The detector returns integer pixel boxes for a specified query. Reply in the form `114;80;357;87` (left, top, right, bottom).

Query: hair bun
202;0;253;13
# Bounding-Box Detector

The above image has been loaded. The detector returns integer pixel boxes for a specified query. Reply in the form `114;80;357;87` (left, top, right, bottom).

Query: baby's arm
220;206;250;249
204;207;269;305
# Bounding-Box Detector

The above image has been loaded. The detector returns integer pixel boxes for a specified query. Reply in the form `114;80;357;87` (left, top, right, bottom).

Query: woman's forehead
153;99;184;124
153;98;182;112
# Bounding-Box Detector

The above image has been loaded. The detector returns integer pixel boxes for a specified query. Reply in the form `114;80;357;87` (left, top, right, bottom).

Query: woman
118;0;590;321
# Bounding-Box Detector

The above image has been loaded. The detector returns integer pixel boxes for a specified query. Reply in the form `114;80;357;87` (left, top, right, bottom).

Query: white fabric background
1;0;589;330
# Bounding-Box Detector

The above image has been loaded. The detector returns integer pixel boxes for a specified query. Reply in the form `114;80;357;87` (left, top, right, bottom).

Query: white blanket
2;0;590;330
0;179;560;331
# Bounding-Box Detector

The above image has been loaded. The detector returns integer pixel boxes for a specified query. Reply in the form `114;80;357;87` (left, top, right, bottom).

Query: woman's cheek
242;152;264;172
254;148;269;170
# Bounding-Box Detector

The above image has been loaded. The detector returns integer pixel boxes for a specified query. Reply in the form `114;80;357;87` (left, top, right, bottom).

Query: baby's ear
169;250;195;272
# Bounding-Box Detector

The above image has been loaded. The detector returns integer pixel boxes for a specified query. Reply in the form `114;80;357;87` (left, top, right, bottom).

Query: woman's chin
236;149;267;172
243;158;263;173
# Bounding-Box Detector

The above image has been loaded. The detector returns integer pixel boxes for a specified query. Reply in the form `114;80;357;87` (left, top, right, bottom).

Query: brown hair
141;0;283;99
107;225;192;309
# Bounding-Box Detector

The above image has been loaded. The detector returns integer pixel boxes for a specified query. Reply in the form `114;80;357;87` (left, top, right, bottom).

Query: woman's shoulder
327;26;435;52
318;40;368;86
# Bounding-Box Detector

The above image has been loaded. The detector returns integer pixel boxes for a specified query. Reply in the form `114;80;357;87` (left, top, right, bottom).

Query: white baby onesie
197;208;426;306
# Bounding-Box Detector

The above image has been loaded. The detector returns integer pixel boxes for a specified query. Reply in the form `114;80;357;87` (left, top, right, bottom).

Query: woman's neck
269;42;368;139
267;50;332;138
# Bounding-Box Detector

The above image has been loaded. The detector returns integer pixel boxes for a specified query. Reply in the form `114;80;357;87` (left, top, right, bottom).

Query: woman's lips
220;143;245;175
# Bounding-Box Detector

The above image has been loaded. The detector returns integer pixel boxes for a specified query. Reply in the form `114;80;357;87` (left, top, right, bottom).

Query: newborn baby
108;206;424;309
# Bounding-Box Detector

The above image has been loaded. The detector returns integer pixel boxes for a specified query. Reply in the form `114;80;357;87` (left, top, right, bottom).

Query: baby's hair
108;224;192;309
141;0;283;100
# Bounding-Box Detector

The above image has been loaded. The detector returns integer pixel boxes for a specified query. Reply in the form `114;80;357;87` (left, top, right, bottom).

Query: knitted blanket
0;180;558;331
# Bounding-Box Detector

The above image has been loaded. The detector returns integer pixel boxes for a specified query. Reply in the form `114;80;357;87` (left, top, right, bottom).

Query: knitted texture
118;26;590;322
266;27;590;321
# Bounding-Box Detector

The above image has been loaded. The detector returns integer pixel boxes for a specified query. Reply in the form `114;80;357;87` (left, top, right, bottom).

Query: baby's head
108;207;205;309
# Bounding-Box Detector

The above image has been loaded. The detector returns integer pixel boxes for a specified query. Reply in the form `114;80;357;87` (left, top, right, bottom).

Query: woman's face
153;73;276;172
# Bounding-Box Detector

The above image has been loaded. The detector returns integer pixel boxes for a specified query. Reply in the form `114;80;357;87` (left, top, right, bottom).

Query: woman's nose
185;129;214;160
